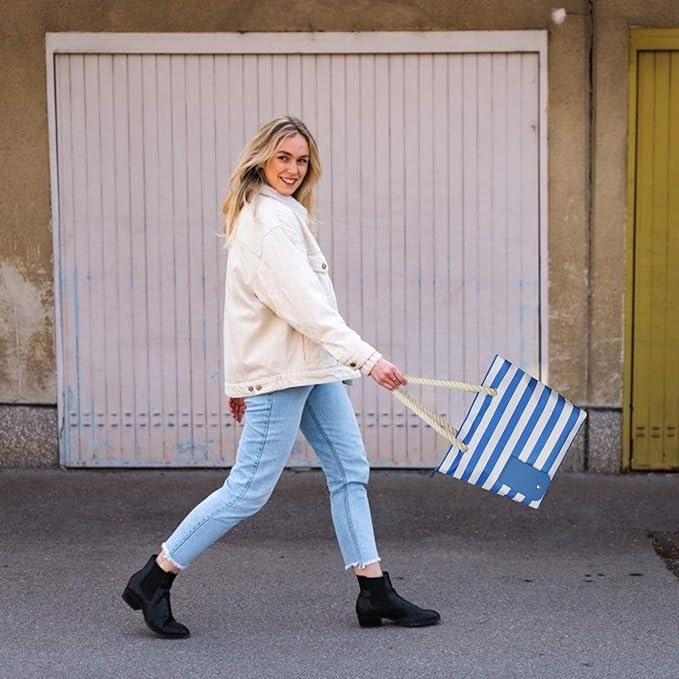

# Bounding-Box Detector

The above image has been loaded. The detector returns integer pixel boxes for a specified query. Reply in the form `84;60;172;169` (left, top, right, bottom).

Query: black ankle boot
122;555;190;638
356;572;441;627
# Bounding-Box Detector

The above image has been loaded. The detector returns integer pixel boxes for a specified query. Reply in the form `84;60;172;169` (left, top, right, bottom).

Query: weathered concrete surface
588;408;622;473
0;468;678;678
0;262;56;402
0;404;58;467
546;8;590;405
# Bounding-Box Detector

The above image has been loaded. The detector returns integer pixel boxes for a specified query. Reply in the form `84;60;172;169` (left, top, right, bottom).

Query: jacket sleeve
252;225;381;375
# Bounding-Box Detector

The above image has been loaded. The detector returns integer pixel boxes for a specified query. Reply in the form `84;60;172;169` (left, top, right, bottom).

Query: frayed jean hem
160;543;187;571
345;557;382;571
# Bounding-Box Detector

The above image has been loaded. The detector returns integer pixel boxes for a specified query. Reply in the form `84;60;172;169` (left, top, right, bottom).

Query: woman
122;116;440;638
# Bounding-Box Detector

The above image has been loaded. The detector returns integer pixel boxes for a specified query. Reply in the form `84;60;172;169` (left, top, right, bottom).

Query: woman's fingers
393;369;407;385
386;372;405;389
370;358;407;391
227;397;247;423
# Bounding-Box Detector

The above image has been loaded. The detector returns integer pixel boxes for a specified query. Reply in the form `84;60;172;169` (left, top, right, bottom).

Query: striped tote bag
432;355;587;509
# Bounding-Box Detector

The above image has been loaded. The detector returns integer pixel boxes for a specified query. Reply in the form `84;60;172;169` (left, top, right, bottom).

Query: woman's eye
298;158;308;165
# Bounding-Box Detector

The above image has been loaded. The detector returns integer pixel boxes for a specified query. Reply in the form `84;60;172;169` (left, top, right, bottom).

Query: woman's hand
369;358;407;391
227;397;247;423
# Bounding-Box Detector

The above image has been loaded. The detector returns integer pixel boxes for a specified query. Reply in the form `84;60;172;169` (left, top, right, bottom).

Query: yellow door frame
623;28;679;470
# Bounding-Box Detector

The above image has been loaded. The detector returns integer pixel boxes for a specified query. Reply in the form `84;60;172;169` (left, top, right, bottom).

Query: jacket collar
258;184;308;222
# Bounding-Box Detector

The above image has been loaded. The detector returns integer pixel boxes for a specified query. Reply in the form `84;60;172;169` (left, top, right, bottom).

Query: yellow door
625;30;679;470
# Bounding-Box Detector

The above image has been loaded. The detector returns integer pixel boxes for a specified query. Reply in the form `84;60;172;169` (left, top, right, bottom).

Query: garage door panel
97;55;119;464
431;54;453;469
55;57;76;464
83;54;110;464
140;56;164;466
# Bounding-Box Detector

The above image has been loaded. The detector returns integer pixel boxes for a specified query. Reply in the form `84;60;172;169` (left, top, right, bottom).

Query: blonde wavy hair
221;116;322;246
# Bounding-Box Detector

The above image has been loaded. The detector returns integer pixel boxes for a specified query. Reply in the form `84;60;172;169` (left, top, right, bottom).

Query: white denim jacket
223;185;381;397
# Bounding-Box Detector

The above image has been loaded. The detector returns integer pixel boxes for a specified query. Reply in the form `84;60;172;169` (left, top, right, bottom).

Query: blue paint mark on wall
86;435;110;458
72;265;82;459
176;437;216;462
60;388;76;464
73;264;81;347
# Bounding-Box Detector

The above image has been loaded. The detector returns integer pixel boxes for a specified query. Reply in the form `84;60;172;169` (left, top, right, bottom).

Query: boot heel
121;588;142;610
357;614;382;628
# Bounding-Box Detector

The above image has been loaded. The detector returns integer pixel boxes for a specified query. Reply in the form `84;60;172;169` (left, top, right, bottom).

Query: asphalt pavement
0;468;678;679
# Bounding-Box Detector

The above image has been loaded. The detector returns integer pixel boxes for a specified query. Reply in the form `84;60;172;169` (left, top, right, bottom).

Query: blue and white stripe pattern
436;355;586;509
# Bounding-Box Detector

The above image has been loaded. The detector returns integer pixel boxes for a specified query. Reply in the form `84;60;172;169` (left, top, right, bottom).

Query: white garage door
47;32;548;467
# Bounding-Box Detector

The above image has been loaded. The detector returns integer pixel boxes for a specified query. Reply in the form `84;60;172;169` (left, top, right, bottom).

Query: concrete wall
0;0;674;468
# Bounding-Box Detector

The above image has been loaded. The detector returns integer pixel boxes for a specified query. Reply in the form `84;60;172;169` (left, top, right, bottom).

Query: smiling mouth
280;177;298;185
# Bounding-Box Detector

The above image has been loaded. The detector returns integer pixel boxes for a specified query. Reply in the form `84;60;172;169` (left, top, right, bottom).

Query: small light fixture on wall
551;8;568;25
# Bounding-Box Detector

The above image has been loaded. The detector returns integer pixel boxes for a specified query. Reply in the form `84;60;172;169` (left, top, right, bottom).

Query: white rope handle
403;375;497;396
391;375;498;453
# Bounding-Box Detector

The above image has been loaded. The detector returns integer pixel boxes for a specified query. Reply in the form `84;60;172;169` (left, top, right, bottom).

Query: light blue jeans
161;381;380;570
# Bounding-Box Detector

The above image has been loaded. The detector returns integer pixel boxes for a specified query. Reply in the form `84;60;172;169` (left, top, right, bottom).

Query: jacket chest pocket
309;253;329;274
308;253;333;297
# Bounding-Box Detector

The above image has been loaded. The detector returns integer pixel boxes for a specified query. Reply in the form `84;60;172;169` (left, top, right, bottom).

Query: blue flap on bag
496;456;550;502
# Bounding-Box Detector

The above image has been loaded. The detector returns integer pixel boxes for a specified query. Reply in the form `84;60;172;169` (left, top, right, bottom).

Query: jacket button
248;386;254;392
350;362;357;368
256;385;262;391
322;263;327;270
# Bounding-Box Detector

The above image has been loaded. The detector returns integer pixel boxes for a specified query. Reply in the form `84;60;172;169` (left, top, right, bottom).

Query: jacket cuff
358;350;381;376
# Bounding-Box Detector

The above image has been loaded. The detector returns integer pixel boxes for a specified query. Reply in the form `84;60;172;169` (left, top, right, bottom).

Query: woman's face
262;134;310;196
